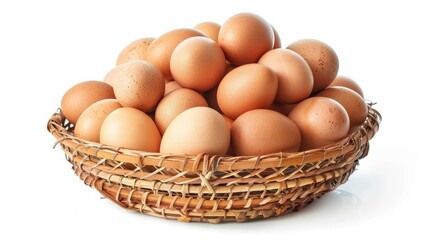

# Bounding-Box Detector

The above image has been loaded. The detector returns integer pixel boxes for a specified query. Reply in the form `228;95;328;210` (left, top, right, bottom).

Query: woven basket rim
47;103;381;172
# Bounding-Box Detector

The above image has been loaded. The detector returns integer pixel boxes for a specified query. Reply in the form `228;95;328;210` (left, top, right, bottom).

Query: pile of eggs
60;12;368;157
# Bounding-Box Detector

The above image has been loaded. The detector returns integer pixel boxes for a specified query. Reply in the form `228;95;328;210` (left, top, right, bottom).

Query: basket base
74;161;357;223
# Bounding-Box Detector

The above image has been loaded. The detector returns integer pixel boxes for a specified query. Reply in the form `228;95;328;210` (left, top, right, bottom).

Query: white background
1;0;427;239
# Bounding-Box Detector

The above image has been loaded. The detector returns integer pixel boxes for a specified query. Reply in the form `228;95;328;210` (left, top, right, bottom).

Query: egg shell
194;21;221;43
204;85;222;113
113;60;165;112
222;115;234;129
268;103;296;116
203;64;235;113
272;25;282;48
222;115;235;155
288;97;350;151
74;99;122;142
259;48;313;104
155;88;208;135
100;107;161;152
316;86;368;133
61;81;115;124
146;28;204;80
218;12;274;66
217;63;278;119
104;63;127;86
160;107;230;155
170;36;226;91
164;81;182;96
287;39;339;94
328;75;364;97
116;37;154;65
224;63;236;74
231;109;301;156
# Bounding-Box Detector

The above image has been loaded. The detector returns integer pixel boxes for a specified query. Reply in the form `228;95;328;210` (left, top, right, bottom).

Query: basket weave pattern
47;104;381;223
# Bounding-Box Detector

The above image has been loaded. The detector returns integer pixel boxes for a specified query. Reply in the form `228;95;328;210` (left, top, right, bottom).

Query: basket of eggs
47;13;381;223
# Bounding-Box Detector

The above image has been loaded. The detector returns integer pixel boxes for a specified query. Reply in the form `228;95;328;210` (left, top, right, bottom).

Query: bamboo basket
47;103;381;223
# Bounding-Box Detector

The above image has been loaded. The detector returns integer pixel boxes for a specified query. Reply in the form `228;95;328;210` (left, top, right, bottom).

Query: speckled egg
61;80;115;124
74;99;122;142
287;39;339;94
288;97;350;150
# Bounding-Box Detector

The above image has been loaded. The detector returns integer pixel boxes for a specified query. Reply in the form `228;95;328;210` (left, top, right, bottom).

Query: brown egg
218;13;274;66
231;109;301;156
194;21;221;43
61;81;115;124
272;25;282;48
160;107;230;155
74;99;122;142
259;49;313;104
116;37;154;65
146;28;204;80
104;64;126;86
217;63;278;119
222;115;234;129
164;81;182;96
170;36;225;91
289;97;350;151
203;64;235;113
148;111;155;122
100;107;161;152
268;103;296;116
204;85;222;113
224;63;236;74
222;115;234;156
316;86;368;133
287;39;339;94
328;75;364;97
113;60;164;112
155;88;208;135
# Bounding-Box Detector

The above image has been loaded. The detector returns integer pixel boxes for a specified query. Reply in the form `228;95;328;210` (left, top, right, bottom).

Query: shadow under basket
47;104;381;223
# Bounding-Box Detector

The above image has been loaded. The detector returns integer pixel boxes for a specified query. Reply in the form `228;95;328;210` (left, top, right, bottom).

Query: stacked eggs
60;12;367;156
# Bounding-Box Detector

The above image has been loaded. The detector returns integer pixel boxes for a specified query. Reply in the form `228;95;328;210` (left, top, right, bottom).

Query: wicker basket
47;103;381;223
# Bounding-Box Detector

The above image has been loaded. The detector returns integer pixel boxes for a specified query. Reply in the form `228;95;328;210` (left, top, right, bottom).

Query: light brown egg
288;97;350;151
74;99;122;142
204;85;222;113
222;115;234;129
113;60;164;112
116;37;154;65
164;81;182;96
61;81;115;124
231;109;301;156
218;13;274;66
222;115;234;156
259;48;313;104
224;63;236;74
104;64;126;86
268;103;296;116
155;88;208;135
100;107;161;152
146;28;204;80
287;39;339;94
328;75;364;97
203;64;235;113
217;63;278;119
170;36;225;91
194;21;221;43
272;25;282;48
160;107;230;155
316;86;368;133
